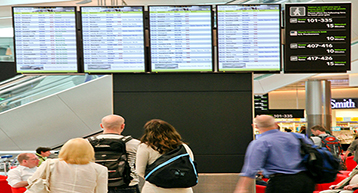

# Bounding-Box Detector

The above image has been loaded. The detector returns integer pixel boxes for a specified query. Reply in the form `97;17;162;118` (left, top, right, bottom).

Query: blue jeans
108;185;140;193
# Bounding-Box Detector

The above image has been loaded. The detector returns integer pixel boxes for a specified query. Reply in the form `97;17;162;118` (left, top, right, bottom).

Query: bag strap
45;159;57;178
42;159;55;191
122;136;133;143
88;136;99;146
90;135;132;143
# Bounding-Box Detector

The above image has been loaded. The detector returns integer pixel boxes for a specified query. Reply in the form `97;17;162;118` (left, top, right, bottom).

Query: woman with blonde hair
136;119;195;193
27;138;108;193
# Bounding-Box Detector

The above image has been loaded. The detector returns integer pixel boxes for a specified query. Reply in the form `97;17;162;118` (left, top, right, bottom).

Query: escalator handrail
0;75;25;87
51;130;104;150
0;76;46;96
0;75;41;91
0;76;82;105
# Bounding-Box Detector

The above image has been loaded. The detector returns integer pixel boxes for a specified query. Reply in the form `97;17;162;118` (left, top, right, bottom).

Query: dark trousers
265;172;315;193
108;185;140;193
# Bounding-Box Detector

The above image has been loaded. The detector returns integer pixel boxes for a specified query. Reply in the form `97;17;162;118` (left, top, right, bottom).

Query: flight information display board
216;4;281;72
12;7;78;73
285;3;351;73
81;6;145;73
149;5;213;72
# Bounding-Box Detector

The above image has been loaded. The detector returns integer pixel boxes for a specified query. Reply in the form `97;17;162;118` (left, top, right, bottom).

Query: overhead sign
284;3;351;73
331;98;357;109
255;109;304;118
254;94;269;111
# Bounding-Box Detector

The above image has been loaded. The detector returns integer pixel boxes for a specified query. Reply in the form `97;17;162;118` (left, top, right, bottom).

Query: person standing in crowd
299;126;306;135
35;146;51;166
311;125;330;147
95;114;141;193
311;125;342;158
234;115;315;193
7;153;38;188
136;119;195;193
27;138;108;193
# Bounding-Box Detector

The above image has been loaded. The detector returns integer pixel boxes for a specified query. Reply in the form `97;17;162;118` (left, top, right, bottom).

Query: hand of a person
329;185;337;189
343;154;348;160
343;184;357;190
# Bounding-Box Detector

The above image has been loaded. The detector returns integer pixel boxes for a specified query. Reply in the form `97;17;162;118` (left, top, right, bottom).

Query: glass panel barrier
0;74;102;113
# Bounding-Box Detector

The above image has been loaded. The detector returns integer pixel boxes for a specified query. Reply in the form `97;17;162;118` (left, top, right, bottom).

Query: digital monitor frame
81;6;146;73
148;5;214;73
12;6;79;73
216;4;281;72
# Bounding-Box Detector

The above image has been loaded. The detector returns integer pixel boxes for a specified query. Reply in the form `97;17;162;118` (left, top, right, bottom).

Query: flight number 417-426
307;56;333;61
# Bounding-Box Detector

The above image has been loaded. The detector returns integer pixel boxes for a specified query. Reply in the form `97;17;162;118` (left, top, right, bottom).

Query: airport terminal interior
0;0;357;192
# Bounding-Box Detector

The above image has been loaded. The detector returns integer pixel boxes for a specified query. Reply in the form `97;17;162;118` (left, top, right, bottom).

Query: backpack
319;135;343;158
88;136;133;187
293;134;340;183
144;144;198;188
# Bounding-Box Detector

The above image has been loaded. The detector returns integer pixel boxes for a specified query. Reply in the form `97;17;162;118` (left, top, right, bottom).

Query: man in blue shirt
234;115;315;193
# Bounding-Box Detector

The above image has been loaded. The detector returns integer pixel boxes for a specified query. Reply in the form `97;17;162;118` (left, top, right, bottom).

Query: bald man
234;115;315;193
95;114;140;193
7;153;38;188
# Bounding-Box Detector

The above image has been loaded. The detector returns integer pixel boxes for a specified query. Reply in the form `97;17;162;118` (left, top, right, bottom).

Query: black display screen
284;3;351;73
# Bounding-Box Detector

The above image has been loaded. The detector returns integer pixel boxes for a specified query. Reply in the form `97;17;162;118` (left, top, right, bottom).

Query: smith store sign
331;98;358;109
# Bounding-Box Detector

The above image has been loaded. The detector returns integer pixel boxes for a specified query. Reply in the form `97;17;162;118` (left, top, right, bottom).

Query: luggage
89;136;133;187
319;135;343;158
145;144;198;188
293;134;340;183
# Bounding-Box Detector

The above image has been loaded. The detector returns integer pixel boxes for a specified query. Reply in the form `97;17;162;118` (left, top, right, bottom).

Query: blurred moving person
234;115;315;193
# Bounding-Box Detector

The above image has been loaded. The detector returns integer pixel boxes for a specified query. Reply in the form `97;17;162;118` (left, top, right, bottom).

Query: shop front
331;98;358;148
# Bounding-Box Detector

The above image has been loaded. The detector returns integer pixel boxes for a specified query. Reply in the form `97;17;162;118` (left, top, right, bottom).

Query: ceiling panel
0;0;356;41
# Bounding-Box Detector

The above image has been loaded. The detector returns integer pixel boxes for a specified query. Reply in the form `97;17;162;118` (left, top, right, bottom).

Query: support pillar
305;80;332;136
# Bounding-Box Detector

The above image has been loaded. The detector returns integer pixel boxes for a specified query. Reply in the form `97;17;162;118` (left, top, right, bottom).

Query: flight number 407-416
306;44;333;48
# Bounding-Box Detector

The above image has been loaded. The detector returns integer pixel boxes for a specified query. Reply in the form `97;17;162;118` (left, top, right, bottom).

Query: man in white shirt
95;114;140;193
7;153;38;188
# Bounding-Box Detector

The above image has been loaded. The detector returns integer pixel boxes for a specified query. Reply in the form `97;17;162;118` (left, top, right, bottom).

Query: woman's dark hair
140;119;182;154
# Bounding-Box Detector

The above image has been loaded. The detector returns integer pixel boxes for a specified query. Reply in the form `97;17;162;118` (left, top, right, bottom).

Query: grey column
306;80;332;136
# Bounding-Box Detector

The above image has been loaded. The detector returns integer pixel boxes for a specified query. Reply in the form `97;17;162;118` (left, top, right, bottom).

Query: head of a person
58;138;94;164
100;114;125;134
300;126;306;131
141;119;182;154
310;125;326;136
36;147;51;157
254;115;277;133
17;153;39;168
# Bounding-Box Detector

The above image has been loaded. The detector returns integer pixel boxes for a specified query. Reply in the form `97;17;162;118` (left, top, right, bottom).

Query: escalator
0;74;112;151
